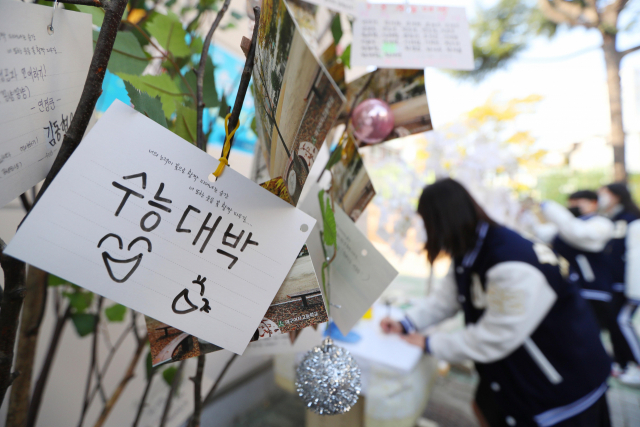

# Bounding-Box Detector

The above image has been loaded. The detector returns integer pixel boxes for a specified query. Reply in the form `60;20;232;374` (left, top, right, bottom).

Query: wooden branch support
224;7;260;160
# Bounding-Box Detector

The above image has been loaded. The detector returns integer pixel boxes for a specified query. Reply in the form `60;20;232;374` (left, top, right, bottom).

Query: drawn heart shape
98;234;152;283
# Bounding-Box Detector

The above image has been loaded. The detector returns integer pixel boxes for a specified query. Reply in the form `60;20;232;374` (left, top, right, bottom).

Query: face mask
598;193;612;210
568;206;582;218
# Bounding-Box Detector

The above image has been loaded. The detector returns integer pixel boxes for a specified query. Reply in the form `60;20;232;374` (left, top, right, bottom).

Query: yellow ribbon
213;113;240;178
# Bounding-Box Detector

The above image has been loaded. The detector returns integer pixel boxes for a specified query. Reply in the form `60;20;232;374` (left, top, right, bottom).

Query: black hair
568;190;598;201
417;178;497;264
605;183;640;217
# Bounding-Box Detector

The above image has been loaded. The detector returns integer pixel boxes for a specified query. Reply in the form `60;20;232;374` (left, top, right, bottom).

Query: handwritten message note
7;101;315;354
301;0;362;15
301;185;398;335
351;4;474;70
0;1;91;207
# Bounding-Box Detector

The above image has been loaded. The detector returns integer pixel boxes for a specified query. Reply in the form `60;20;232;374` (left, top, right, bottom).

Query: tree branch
18;193;32;213
203;353;237;402
6;267;48;427
30;0;129;208
56;0;104;7
87;321;134;408
131;367;156;427
620;44;640;58
77;297;103;427
196;0;232;151
26;304;72;427
92;334;148;427
537;0;597;27
159;360;185;427
0;239;26;407
188;355;206;427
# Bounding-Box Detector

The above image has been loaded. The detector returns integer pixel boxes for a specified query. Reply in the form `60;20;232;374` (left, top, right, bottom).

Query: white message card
0;0;92;207
351;3;474;70
301;185;398;335
301;0;362;16
6;100;316;354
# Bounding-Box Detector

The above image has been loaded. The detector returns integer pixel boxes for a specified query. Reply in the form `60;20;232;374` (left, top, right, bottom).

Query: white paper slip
0;1;92;207
301;184;398;336
301;0;362;16
6;100;316;355
351;3;474;70
328;305;423;373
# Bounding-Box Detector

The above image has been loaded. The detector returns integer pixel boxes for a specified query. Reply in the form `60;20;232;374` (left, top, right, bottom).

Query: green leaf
173;105;197;144
49;275;70;287
218;95;229;119
326;144;343;171
318;189;337;246
339;44;351;69
67;4;104;27
323;200;337;246
162;366;178;386
93;30;148;75
123;80;168;128
64;290;94;313
250;115;257;136
71;313;96;337
202;57;219;108
116;73;182;119
231;10;243;20
145;12;191;58
146;351;154;380
331;14;343;46
318;189;325;220
190;36;204;55
179;57;218;108
105;303;127;322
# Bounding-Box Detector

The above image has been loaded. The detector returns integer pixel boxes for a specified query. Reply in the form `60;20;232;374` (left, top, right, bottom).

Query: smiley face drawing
97;233;152;283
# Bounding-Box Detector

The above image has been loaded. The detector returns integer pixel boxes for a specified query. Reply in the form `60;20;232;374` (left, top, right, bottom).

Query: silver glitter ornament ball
295;337;361;415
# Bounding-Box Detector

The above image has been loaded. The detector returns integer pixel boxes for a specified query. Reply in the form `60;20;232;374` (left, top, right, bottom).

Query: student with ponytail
381;178;612;427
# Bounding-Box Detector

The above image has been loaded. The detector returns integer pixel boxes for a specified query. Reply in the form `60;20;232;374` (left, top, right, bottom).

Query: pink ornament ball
351;99;395;144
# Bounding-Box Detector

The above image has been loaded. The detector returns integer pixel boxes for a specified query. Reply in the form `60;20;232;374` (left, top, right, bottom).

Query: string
212;114;240;178
48;0;60;34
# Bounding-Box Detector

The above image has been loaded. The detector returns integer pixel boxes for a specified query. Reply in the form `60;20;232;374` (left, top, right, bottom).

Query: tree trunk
6;268;48;427
602;33;626;182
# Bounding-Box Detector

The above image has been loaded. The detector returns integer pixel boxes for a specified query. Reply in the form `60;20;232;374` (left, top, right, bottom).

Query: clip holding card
48;0;60;34
212;114;240;180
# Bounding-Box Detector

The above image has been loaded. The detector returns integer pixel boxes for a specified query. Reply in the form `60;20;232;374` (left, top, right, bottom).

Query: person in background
381;178;611;427
598;183;640;386
533;191;617;346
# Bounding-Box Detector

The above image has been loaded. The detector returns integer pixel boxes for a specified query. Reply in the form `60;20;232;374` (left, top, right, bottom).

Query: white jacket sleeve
541;201;613;252
534;223;559;245
428;261;557;363
625;220;640;302
403;265;460;331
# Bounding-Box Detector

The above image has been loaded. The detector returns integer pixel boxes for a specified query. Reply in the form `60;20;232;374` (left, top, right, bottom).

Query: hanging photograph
342;69;432;145
253;0;345;206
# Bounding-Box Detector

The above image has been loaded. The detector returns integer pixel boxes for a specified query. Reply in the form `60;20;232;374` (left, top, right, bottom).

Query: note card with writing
301;184;398;335
300;0;362;16
0;1;92;207
351;4;474;70
6;100;316;354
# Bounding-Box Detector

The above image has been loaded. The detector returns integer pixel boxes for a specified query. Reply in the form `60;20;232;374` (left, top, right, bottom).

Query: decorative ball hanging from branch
295;337;361;415
351;98;394;144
